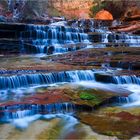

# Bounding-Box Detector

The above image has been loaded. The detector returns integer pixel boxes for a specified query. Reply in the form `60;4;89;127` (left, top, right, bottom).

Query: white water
1;81;139;129
75;81;131;95
0;70;95;90
122;84;140;107
50;21;67;26
11;113;79;139
12;113;77;129
1;69;140;90
0;69;140;106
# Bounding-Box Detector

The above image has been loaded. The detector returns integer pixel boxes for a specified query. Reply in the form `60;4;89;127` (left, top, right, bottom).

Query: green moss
80;92;97;100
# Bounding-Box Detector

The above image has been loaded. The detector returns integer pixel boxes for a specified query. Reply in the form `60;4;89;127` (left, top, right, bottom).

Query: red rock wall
48;0;94;19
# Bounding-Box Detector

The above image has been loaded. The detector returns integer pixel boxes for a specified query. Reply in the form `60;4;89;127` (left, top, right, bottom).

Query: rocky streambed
0;20;140;139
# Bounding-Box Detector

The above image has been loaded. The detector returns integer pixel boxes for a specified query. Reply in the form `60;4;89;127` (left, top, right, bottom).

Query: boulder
94;10;113;20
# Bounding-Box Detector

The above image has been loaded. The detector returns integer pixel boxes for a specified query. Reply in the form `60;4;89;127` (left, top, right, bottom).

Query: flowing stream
0;19;140;139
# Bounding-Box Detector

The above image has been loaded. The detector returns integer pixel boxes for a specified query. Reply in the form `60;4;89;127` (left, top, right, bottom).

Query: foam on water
12;114;41;129
75;81;130;94
122;84;140;107
12;113;77;129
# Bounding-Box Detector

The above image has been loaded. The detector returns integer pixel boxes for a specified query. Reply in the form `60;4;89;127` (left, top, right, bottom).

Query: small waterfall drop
0;103;75;122
113;75;140;85
121;85;140;107
0;70;95;90
95;73;140;85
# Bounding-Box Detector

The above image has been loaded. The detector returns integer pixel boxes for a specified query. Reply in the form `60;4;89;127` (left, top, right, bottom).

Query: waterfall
0;103;75;121
0;69;140;92
89;32;140;47
0;70;140;90
102;34;109;43
20;25;90;54
0;70;95;90
117;96;130;104
110;33;140;46
113;75;140;84
94;73;140;85
121;85;140;107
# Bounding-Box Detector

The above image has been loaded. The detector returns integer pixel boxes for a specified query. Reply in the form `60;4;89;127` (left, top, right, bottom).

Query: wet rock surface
0;87;124;115
77;107;140;139
42;47;140;74
0;20;140;139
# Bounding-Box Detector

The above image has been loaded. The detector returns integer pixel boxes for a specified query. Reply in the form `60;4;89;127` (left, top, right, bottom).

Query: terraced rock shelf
0;19;140;140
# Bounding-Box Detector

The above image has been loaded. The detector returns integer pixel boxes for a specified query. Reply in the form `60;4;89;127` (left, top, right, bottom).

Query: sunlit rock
95;10;113;20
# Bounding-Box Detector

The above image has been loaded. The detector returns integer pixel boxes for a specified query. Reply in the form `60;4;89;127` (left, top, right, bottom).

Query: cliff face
0;0;139;21
47;0;94;19
42;0;140;20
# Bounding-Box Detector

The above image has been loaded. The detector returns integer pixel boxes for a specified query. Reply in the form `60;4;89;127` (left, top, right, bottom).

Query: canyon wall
47;0;94;19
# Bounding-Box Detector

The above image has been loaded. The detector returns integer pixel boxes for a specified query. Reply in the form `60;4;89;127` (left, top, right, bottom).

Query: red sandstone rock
123;6;140;22
0;89;70;108
50;0;93;19
114;111;140;121
95;10;113;20
110;22;140;34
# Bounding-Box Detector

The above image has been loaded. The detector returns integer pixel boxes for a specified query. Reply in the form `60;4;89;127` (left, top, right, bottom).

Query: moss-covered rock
63;87;119;107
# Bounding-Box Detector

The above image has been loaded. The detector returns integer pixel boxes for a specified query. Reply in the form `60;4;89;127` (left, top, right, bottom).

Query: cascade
95;74;140;85
0;70;140;90
0;103;75;121
0;70;95;90
20;25;90;54
113;75;140;84
121;85;140;107
102;33;109;43
117;96;130;104
79;19;140;47
101;33;140;46
111;33;140;47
